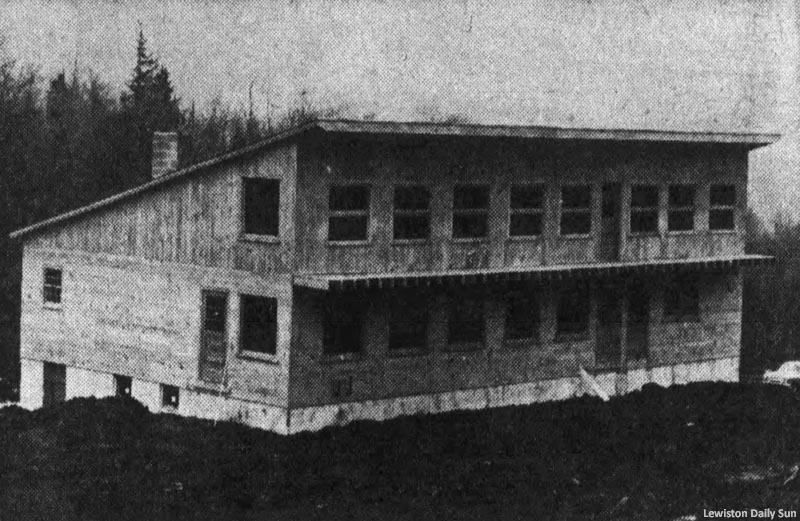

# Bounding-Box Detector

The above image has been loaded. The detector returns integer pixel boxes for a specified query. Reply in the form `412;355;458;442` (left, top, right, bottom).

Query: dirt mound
2;383;800;520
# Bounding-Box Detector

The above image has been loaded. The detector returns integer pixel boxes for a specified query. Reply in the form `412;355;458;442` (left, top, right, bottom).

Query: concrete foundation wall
18;358;43;410
132;379;162;411
288;356;739;433
20;247;292;406
19;358;289;433
18;355;737;435
66;366;114;400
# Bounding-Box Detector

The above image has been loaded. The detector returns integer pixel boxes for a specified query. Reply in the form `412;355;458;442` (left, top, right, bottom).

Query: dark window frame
43;267;62;305
629;185;659;234
447;293;485;349
323;295;366;356
555;282;591;339
509;184;545;238
42;362;66;407
452;185;490;240
242;178;280;238
114;374;132;397
331;376;354;399
328;185;370;242
560;185;593;236
504;290;541;344
393;185;431;241
239;294;278;356
709;184;736;231
202;292;228;334
388;291;429;352
668;184;696;232
663;274;701;323
161;384;180;409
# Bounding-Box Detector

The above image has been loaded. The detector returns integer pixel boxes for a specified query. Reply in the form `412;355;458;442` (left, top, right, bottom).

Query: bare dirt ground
2;382;800;520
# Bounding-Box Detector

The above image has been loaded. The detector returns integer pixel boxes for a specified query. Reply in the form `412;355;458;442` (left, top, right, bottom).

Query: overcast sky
0;0;798;219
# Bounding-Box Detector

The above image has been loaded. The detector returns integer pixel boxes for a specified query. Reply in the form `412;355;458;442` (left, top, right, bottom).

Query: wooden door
42;362;66;406
596;287;622;369
200;291;228;384
626;281;650;362
599;183;621;261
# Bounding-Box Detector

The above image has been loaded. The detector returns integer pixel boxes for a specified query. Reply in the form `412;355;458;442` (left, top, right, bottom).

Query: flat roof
295;255;774;291
9;118;780;240
316;119;780;147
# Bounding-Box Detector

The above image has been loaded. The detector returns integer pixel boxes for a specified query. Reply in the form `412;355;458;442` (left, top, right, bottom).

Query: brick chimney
152;132;179;179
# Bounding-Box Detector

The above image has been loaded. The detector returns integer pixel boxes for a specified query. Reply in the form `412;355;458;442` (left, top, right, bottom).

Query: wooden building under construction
10;120;777;433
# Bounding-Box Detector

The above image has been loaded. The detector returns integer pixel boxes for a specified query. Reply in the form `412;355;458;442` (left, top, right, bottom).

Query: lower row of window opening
322;276;700;355
200;293;278;355
37;276;703;405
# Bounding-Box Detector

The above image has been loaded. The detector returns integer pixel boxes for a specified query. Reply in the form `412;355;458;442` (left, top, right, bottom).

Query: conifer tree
128;28;158;106
121;26;181;181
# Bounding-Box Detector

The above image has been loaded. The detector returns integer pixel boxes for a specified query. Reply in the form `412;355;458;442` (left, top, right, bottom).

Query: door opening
200;291;228;384
596;284;622;370
600;183;622;261
43;362;66;406
626;281;650;363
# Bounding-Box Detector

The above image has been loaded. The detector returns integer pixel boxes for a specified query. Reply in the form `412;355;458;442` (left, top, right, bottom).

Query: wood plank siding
28;143;297;275
288;271;743;407
294;134;749;275
14;123;770;416
20;143;297;406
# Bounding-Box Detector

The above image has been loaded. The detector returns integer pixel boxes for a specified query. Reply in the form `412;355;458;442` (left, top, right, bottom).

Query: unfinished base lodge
10;120;777;434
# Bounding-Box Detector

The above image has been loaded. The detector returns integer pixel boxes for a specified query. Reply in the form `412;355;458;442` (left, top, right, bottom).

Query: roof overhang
315;119;780;149
294;255;774;292
9;118;780;240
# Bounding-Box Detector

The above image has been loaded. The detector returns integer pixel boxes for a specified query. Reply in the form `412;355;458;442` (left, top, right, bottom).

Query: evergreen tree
46;72;71;121
120;26;181;182
44;71;76;215
128;28;158;106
